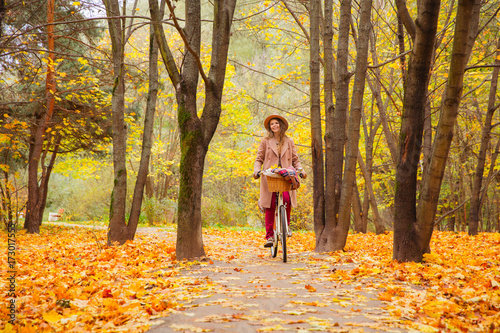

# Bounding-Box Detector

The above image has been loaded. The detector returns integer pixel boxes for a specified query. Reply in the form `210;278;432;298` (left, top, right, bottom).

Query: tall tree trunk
309;0;325;239
317;0;372;252
352;183;365;232
25;0;56;234
104;0;129;245
367;38;398;166
323;0;335;240
393;0;441;262
468;37;500;235
175;0;205;260
417;0;478;254
37;135;60;226
357;150;385;233
127;19;160;238
481;137;500;208
316;0;351;252
150;0;236;260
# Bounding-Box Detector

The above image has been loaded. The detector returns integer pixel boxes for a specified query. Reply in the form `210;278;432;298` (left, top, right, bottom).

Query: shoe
264;238;273;247
287;230;292;237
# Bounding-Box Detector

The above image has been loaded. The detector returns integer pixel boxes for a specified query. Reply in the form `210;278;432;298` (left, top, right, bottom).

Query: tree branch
165;0;209;86
394;0;416;40
465;64;500;71
229;59;309;95
367;50;412;69
149;0;181;88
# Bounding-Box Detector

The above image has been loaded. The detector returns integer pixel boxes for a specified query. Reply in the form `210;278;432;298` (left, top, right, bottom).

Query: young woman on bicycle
253;114;306;247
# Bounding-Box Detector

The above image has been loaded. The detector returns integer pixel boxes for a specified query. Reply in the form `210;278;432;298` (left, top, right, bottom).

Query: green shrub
202;195;247;227
141;196;176;226
45;172;111;222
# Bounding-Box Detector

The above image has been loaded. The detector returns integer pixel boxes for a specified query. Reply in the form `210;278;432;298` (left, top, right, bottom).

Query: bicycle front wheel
279;205;287;262
271;224;278;258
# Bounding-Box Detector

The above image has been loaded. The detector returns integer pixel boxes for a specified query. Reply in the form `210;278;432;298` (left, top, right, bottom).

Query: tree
104;0;161;245
394;0;479;262
0;0;108;233
393;0;440;261
150;0;237;260
316;0;374;252
309;0;325;238
24;0;56;233
127;12;161;238
468;37;500;235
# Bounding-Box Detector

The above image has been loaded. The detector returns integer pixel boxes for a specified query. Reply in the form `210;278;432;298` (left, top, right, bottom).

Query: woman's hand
298;168;307;179
253;171;261;179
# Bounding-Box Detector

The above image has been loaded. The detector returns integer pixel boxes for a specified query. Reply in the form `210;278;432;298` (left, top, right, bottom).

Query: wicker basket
266;175;291;192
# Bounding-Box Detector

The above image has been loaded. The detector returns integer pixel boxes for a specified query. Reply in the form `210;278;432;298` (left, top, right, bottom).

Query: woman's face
270;119;280;133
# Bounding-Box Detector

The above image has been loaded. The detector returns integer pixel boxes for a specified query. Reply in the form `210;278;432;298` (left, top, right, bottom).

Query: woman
253;114;306;247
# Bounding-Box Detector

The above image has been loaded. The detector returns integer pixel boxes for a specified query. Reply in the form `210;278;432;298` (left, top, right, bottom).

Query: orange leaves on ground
2;226;500;332
0;225;179;332
342;231;500;332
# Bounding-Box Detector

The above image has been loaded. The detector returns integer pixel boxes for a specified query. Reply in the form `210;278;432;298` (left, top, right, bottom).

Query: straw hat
264;114;289;132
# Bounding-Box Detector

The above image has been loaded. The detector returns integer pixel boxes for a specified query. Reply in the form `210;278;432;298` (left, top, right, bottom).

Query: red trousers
265;192;291;239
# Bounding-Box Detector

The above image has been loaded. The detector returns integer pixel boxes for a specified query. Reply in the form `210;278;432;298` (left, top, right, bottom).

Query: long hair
266;118;287;154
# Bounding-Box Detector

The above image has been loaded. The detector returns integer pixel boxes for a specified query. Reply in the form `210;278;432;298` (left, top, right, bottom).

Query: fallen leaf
305;284;316;292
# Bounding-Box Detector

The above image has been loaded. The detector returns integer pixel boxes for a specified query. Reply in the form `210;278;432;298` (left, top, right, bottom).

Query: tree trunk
127;19;160;238
25;0;56;234
481;137;500;208
309;0;325;239
351;183;365;232
368;32;398;166
104;0;129;245
323;0;335;240
417;0;478;254
357;150;385;234
317;0;372;252
316;0;351;252
37;135;60;226
150;0;236;260
393;0;441;262
468;37;500;235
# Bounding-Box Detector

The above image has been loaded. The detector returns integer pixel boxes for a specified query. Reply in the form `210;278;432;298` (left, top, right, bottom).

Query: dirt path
147;232;407;333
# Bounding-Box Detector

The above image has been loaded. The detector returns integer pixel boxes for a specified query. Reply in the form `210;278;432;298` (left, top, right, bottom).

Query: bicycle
259;169;292;263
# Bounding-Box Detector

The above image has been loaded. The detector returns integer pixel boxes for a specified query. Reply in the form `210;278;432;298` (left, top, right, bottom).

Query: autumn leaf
42;311;63;323
305;284;316;292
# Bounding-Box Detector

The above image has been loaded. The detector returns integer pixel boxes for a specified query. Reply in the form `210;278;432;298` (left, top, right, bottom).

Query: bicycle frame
271;189;289;262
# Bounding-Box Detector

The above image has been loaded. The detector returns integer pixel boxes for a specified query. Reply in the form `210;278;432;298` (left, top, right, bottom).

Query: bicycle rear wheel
279;205;287;262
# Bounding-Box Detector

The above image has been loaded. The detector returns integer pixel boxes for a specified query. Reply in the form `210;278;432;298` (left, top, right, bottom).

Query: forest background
1;0;500;255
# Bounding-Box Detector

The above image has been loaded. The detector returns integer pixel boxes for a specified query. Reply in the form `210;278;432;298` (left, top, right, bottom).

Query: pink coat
253;136;303;209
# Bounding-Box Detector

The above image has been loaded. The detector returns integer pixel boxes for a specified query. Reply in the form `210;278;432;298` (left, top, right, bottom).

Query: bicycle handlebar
256;169;306;179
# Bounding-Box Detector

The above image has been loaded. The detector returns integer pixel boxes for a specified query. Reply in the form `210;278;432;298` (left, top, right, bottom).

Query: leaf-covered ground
1;225;499;332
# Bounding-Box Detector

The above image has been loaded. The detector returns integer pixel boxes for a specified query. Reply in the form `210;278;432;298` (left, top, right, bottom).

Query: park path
46;222;409;332
146;231;408;333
